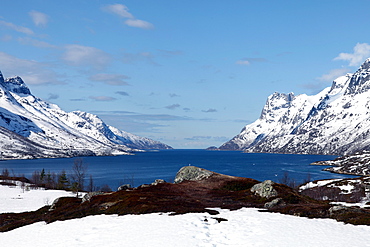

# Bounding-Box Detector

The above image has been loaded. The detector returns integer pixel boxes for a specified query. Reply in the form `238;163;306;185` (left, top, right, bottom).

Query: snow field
0;180;77;213
2;208;370;247
1;183;370;246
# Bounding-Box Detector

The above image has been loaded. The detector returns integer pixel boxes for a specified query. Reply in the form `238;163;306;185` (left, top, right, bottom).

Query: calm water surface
0;149;354;190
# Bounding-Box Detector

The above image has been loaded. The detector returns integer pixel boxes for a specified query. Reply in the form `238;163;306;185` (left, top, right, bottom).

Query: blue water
0;150;354;190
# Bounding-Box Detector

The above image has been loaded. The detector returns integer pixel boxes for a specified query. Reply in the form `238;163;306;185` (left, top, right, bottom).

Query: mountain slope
220;58;370;155
0;71;171;159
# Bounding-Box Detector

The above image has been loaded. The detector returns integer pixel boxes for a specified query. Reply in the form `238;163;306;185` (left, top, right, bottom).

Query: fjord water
0;150;353;190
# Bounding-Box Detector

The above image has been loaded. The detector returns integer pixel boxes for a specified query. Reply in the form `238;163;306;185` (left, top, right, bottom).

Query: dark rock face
4;76;31;95
220;58;370;155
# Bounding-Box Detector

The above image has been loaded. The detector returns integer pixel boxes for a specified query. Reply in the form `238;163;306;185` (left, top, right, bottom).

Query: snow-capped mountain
0;71;171;159
220;58;370;155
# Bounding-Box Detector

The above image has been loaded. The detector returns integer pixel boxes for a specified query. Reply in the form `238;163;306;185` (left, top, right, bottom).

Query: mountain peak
4;76;31;95
0;71;4;85
359;57;370;71
220;57;370;155
344;57;370;95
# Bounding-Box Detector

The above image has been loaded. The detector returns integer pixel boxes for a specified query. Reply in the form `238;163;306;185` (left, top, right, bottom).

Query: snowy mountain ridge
220;58;370;155
0;70;171;159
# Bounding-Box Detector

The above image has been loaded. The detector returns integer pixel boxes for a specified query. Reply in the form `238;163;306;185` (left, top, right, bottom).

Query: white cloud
0;51;62;85
47;93;59;100
89;73;130;85
0;20;34;35
334;43;370;66
236;58;267;66
102;3;154;29
102;4;134;19
62;44;111;69
124;19;154;29
89;96;117;101
236;60;250;66
317;68;350;82
29;10;49;27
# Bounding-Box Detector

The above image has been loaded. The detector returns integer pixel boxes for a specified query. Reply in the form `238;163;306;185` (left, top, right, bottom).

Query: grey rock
138;184;151;188
151;179;165;186
117;184;131;191
82;191;105;203
329;205;362;216
174;166;213;184
48;197;60;211
251;180;278;198
264;198;286;209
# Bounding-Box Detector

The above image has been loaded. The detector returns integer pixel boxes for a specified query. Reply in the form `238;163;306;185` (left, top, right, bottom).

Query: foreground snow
0;180;77;213
2;208;370;247
1;183;370;246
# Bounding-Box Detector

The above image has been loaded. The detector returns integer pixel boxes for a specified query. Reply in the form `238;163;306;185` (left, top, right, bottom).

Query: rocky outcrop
311;151;370;176
117;184;131;191
264;198;286;209
174;166;214;184
299;176;370;203
250;180;278;198
82;191;106;203
151;179;165;186
220;58;370;155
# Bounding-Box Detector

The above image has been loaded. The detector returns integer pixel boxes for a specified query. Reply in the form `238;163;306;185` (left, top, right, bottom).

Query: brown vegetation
1;171;370;232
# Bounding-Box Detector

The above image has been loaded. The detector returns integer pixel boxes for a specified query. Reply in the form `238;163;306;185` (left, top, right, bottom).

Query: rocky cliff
220;58;370;155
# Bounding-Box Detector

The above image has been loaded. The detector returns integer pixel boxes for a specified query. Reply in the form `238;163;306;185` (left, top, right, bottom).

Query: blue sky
1;0;370;149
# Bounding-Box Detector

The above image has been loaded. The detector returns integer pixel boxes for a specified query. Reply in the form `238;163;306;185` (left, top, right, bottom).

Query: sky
1;0;370;149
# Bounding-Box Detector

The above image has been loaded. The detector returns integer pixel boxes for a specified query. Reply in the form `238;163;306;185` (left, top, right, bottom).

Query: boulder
264;198;286;209
82;191;105;203
151;179;165;186
251;180;278;198
48;198;60;211
174;166;214;184
329;205;362;216
117;184;131;191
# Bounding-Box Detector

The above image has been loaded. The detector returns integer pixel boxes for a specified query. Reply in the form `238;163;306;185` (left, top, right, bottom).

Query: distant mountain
220;58;370;155
0;71;171;159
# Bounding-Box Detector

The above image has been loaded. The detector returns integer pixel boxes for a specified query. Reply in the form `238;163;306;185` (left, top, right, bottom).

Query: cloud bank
334;43;370;66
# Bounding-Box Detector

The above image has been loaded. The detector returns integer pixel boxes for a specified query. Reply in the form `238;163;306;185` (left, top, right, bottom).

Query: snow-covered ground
1;182;370;246
0;180;77;213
